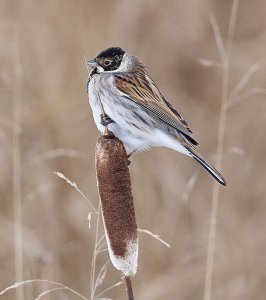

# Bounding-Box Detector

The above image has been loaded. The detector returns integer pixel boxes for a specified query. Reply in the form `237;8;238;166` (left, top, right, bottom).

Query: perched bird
87;47;226;186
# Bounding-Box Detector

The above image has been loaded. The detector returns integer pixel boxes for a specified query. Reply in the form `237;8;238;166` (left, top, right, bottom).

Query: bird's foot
100;114;115;126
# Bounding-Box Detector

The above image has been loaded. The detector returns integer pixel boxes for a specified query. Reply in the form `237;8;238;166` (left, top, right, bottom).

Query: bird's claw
100;114;115;126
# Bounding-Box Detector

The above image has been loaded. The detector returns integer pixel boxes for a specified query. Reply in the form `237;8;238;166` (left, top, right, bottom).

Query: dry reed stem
13;42;24;300
204;1;239;300
90;202;101;300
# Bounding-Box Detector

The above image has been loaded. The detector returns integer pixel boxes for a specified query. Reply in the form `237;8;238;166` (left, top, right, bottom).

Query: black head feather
96;47;125;59
96;47;125;71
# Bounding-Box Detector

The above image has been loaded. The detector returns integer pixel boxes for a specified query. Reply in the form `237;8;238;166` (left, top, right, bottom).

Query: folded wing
114;72;198;146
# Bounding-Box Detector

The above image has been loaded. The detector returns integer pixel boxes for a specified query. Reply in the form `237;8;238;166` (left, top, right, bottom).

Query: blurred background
1;0;266;299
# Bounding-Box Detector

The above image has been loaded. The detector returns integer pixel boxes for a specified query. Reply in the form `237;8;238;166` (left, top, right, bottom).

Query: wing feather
114;72;198;146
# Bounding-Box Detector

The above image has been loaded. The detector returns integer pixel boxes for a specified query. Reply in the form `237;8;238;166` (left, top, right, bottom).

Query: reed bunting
87;47;226;186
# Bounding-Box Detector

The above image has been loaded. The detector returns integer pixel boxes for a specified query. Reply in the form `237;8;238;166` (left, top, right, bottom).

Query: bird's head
87;47;125;73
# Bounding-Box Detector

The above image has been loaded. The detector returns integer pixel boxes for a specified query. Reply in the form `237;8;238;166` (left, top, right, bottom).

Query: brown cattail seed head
95;135;138;276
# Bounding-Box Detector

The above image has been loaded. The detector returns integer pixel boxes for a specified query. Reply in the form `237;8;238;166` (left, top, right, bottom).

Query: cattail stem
125;276;134;300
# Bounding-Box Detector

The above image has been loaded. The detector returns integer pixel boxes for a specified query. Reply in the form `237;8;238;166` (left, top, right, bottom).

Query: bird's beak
87;59;97;68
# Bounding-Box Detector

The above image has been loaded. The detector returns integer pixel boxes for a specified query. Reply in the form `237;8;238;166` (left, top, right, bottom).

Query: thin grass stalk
90;202;101;300
204;2;239;300
0;279;88;300
13;43;24;300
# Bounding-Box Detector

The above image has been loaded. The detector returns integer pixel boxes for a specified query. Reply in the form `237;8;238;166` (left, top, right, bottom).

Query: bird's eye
104;60;112;66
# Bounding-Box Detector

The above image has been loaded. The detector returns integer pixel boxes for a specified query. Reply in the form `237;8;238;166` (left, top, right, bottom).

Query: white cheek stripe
96;65;105;73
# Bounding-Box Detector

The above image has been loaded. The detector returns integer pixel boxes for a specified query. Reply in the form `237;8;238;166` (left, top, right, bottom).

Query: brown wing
114;72;198;146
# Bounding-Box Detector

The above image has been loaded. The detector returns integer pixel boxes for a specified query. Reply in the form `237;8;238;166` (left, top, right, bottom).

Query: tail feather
188;148;226;186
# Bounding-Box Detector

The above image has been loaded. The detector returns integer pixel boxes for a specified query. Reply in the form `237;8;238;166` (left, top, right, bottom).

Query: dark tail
188;148;226;186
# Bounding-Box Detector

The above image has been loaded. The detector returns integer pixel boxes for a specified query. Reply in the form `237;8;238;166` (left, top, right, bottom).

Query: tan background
0;0;266;299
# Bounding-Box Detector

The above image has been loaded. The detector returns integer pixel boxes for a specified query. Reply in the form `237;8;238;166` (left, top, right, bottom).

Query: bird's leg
100;114;115;126
127;150;137;166
127;150;136;158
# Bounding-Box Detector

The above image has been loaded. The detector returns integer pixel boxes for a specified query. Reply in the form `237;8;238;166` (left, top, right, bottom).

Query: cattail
95;133;138;279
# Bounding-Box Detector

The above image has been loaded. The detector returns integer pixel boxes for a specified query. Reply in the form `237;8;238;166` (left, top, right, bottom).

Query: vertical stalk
204;2;239;300
13;46;24;300
125;276;134;300
203;77;227;300
90;203;101;300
